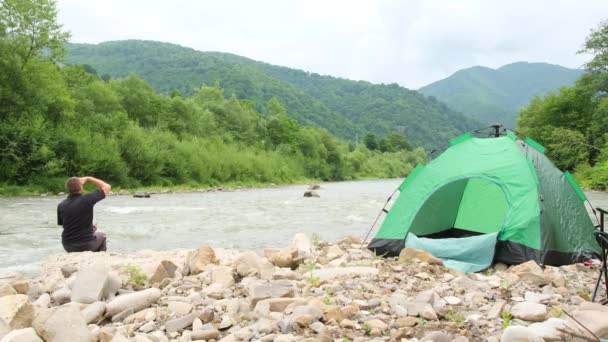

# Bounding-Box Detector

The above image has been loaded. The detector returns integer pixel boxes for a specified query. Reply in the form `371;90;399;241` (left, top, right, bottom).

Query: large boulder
0;328;43;342
186;246;218;275
106;288;161;317
70;264;116;304
398;248;443;265
570;303;608;337
32;305;92;342
0;294;34;330
234;252;274;279
148;260;178;285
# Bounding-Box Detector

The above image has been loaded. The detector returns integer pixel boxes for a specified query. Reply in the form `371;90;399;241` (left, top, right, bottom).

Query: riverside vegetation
0;234;607;341
516;20;608;190
0;0;425;196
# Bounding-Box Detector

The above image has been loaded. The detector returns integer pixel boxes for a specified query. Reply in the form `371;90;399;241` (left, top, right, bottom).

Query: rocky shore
0;234;607;342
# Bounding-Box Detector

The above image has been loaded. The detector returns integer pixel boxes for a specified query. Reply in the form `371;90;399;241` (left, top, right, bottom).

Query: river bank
0;234;607;341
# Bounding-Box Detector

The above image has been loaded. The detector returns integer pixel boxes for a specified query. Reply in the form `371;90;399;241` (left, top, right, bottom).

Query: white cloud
57;0;608;88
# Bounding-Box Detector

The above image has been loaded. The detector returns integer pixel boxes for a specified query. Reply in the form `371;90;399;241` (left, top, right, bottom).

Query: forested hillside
67;40;479;149
419;62;583;127
0;0;426;195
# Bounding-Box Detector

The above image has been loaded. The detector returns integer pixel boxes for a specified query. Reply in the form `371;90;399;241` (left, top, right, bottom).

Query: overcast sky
57;0;607;89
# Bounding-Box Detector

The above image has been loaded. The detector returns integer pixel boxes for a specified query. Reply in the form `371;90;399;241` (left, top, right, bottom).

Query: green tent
368;133;600;272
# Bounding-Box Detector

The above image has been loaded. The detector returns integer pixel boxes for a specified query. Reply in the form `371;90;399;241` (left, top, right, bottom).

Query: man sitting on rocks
57;176;111;253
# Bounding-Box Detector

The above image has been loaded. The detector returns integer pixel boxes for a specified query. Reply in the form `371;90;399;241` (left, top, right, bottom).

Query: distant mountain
418;62;583;128
67;40;479;149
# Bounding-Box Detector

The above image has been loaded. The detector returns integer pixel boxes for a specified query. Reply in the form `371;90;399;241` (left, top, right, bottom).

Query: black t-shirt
57;189;106;245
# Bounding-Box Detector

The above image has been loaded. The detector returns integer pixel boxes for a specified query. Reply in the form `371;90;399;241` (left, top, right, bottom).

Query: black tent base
368;236;598;268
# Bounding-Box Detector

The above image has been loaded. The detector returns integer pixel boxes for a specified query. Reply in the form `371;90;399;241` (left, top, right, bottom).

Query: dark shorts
63;231;107;253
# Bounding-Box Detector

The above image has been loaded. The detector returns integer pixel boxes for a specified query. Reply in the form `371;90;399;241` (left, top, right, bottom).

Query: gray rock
106;288;161;317
186;246;218;275
248;280;295;307
0;327;43;342
165;312;199;333
81;301;106;324
290;305;323;322
190;328;220;341
303;190;320;197
50;287;70;304
70;264;111;304
420;331;451;342
133;191;151;198
60;266;78;279
0;294;34;330
234;252;274;279
148;260;178;285
210;266;235;288
32;305;92;342
32;293;50;311
501;326;543;342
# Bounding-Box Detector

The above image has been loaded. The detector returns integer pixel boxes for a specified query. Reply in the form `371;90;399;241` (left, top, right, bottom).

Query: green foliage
363;133;378;151
517;22;608;188
0;0;71;67
420;62;583;127
65;40;478;149
122;264;146;287
0;1;427;194
444;310;465;323
501;311;512;329
580;20;608;74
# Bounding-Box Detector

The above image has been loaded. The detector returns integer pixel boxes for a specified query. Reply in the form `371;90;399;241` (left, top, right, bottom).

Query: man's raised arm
80;176;112;195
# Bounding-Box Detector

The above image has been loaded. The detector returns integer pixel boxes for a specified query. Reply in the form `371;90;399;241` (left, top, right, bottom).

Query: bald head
65;177;83;195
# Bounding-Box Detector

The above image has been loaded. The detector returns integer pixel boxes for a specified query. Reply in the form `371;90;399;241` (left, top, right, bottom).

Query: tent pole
361;187;398;248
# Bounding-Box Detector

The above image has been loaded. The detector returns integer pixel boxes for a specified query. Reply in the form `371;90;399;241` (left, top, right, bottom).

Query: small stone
248;280;295;307
106;288;161;317
139;321;155;333
511;302;547;322
444;296;462;305
50;287;70;304
0;327;43;342
148;260;178;285
81;301;106;324
420;331;451;342
303;190;320;198
186;246;218;275
396;316;418;327
339;319;356;329
365;318;388;332
60;266;78;279
487;300;505;319
325;245;345;261
165;312;199;333
190;328;220;341
524;291;551;304
167;301;193;316
398;247;443;265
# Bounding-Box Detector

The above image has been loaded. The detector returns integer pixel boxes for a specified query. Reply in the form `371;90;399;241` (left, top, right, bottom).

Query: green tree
0;0;71;68
363;133;377;150
580;20;608;74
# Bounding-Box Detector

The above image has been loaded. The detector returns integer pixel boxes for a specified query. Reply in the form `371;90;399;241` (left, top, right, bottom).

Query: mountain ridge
419;61;583;127
66;40;480;150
